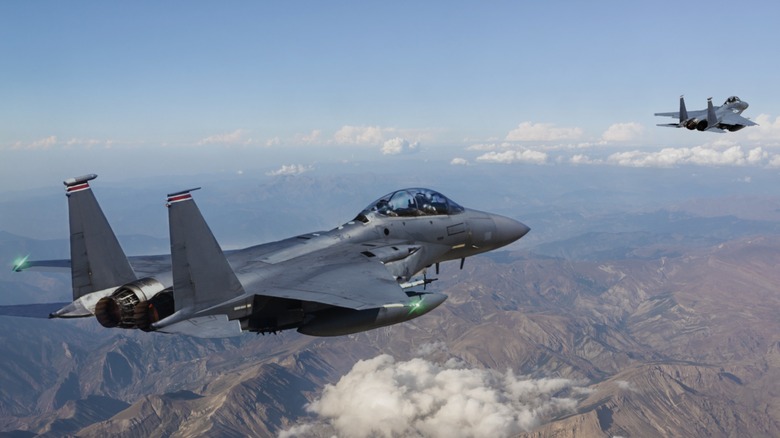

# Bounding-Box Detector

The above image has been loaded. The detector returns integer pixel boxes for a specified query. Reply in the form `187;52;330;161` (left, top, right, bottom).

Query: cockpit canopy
725;96;741;104
355;188;464;222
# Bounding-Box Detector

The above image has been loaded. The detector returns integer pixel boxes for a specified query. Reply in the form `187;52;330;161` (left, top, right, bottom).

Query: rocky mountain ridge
2;234;779;436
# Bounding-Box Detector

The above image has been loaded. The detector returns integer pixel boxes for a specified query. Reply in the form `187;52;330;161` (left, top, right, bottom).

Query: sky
3;1;780;190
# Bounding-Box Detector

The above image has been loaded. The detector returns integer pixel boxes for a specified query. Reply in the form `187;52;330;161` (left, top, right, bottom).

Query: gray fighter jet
2;175;529;337
655;95;757;132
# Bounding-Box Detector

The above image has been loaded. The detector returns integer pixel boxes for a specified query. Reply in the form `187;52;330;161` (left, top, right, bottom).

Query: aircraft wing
255;242;412;310
720;112;758;127
654;109;707;119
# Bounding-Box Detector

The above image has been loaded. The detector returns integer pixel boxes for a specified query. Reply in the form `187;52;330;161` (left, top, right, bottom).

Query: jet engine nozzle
133;291;175;331
94;277;166;329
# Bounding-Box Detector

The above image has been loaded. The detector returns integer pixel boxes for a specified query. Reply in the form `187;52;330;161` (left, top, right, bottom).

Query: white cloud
466;143;501;152
333;125;384;145
570;154;598;165
7;136;121;150
615;380;637;392
295;130;322;145
197;129;249;146
746;114;780;142
33;136;58;149
450;157;470;166
601;122;644;142
606;145;773;168
278;424;315;438
381;137;420;155
266;164;313;176
10;136;58;150
283;354;581;438
769;155;780;168
265;136;281;147
65;138;115;149
476;149;548;164
505;122;583;142
414;341;449;356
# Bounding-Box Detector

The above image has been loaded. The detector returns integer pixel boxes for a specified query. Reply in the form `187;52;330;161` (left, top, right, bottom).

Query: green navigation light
408;298;425;315
11;255;30;272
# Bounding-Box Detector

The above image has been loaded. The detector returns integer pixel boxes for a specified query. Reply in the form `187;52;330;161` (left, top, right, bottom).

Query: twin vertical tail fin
679;95;688;124
151;188;245;336
706;98;718;129
165;189;245;314
64;175;136;300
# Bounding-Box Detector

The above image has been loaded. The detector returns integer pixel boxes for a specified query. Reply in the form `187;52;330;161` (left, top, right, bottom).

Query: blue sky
3;1;780;188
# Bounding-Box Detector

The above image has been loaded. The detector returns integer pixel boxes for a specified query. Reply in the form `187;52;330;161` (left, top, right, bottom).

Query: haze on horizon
2;1;780;190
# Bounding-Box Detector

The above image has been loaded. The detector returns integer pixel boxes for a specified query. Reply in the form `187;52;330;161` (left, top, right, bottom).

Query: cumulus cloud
381;137;420;155
746;114;780;142
505;122;583;142
9;136;58;150
450;157;469;166
260;125;433;150
266;164;313;176
197;129;250;146
414;341;449;357
476;149;548;164
295;130;322;145
282;354;581;438
607;145;771;168
615;380;637;392
570;154;597;165
65;138;114;148
333;125;384;145
466;143;501;152
8;136;121;150
601;122;644;142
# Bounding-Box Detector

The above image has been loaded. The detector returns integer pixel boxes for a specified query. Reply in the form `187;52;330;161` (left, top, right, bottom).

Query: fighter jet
655;95;757;132
2;175;529;338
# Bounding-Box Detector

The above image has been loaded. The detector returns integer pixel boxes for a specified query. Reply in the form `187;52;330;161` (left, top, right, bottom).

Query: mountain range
1;169;780;436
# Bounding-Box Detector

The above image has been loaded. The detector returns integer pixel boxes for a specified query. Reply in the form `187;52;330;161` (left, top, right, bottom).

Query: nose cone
493;215;530;246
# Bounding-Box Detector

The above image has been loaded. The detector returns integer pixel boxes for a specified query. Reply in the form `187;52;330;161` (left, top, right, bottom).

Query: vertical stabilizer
679;95;688;123
706;97;718;128
65;175;136;299
166;189;245;313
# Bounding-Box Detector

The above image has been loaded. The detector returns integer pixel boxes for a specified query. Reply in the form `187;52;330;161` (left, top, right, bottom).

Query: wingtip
11;255;29;272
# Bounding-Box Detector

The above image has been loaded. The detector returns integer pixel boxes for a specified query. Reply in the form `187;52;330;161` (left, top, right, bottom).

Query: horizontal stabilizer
656;123;682;128
156;314;242;338
12;258;71;272
0;302;73;318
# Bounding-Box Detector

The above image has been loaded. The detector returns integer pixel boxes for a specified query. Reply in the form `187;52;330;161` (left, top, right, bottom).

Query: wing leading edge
720;112;758;127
